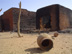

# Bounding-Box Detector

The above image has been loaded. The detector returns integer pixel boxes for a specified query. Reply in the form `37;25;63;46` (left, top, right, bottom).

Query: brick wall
59;6;72;30
2;8;36;31
36;4;59;31
2;8;13;31
50;5;59;30
12;8;36;31
36;4;72;31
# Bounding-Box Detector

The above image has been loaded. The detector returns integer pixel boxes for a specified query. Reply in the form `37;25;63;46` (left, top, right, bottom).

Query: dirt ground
0;32;72;54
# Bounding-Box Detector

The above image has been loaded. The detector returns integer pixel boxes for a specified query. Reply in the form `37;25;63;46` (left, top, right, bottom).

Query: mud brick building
1;8;36;31
36;4;72;31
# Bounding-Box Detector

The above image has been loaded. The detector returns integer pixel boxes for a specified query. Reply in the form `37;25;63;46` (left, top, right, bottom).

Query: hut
36;4;72;31
1;8;36;31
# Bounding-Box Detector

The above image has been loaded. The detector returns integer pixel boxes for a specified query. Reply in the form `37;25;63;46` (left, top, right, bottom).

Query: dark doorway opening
40;16;51;30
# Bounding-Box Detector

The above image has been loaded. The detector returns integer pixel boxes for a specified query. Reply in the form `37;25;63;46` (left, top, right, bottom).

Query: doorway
40;16;51;30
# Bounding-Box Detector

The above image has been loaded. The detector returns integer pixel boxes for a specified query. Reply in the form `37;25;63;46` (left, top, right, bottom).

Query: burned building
36;4;72;31
1;4;72;32
1;8;36;31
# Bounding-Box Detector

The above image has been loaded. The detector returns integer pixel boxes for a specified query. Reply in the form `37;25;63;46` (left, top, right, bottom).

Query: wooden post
17;1;21;37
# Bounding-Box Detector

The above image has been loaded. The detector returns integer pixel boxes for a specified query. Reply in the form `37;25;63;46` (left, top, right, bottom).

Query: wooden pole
17;1;21;37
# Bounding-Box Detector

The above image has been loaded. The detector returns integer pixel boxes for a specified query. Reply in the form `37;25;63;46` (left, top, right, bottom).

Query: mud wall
59;6;72;30
2;8;13;31
12;8;36;31
36;5;59;31
2;8;36;31
50;5;59;30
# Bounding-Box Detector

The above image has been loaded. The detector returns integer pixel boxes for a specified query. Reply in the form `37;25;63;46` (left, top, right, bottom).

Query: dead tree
0;8;2;12
17;1;21;37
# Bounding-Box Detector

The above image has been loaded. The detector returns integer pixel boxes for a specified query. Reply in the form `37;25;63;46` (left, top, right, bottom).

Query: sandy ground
0;32;72;54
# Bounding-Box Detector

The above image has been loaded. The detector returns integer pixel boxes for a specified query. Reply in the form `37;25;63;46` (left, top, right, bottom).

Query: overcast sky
0;0;72;15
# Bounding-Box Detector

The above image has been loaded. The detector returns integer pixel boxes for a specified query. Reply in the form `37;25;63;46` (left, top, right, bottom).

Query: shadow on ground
25;47;47;54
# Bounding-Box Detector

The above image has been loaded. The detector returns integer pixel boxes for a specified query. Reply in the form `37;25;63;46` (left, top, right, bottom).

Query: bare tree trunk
17;1;21;37
0;8;2;12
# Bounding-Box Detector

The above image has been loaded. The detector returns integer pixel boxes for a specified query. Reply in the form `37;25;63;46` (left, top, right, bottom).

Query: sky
0;0;72;15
